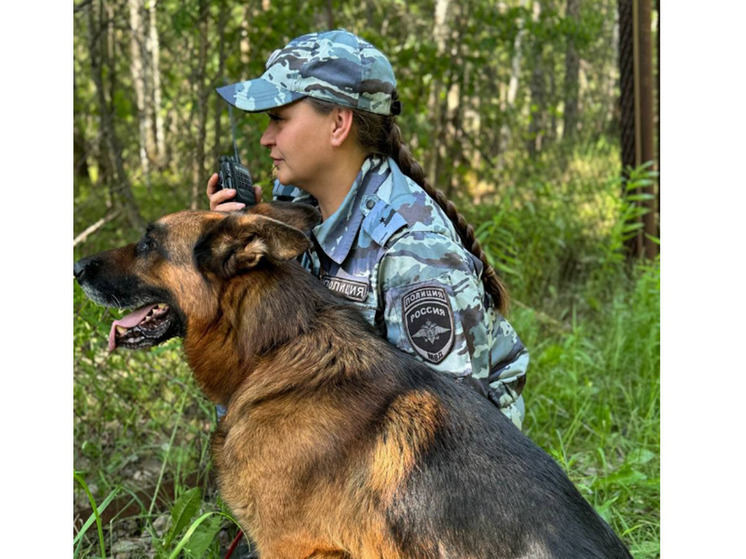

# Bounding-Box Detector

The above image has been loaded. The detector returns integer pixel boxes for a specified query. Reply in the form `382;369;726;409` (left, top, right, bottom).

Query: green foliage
513;256;660;558
469;161;660;557
165;487;203;548
74;472;115;559
472;142;615;313
73;0;659;556
154;488;227;559
74;0;628;230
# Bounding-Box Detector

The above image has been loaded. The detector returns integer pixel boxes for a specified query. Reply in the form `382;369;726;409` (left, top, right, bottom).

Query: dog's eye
137;237;156;255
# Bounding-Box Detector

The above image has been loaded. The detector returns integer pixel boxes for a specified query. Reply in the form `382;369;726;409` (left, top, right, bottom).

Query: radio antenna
228;102;241;163
223;77;241;163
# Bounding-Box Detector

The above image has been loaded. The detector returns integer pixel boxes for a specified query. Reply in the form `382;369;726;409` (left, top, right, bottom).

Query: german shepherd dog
74;203;632;559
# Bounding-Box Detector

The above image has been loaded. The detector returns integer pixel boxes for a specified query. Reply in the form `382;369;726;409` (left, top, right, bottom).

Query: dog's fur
75;203;632;559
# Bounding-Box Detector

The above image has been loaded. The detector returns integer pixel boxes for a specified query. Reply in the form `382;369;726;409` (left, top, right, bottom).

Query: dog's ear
196;214;311;278
247;202;322;232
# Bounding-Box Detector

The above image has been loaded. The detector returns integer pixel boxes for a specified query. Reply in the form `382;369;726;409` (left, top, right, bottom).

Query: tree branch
73;211;121;248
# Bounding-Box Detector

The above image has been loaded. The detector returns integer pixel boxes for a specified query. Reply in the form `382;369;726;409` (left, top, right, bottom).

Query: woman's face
260;100;335;190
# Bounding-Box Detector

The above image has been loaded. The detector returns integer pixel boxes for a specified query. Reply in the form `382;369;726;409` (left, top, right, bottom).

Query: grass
515;259;660;558
73;158;660;557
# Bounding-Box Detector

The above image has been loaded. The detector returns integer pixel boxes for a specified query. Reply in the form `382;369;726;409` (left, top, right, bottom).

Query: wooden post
619;0;658;259
634;0;658;259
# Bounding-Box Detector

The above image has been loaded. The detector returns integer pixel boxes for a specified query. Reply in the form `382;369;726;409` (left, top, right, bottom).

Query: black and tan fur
74;203;632;559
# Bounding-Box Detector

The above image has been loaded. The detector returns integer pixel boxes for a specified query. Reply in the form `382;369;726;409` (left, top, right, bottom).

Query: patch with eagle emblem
402;285;455;364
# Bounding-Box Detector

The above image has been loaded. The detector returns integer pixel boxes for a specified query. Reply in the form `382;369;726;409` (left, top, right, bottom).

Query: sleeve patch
402;286;455;364
363;200;407;247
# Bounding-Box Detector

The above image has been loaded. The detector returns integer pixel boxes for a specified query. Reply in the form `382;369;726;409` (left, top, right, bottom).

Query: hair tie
390;99;402;116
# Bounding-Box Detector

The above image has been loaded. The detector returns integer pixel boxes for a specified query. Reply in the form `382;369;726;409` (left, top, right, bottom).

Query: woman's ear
330;107;355;147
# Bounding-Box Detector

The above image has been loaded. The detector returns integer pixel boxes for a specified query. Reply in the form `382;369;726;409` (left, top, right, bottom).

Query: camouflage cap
216;29;399;116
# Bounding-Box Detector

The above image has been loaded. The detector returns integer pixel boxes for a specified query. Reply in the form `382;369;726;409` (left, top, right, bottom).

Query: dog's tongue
108;304;158;351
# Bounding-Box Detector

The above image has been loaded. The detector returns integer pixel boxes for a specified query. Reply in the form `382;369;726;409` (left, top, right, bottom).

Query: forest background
0;0;746;557
66;0;666;557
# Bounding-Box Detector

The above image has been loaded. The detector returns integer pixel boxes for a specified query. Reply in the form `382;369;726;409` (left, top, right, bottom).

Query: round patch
402;286;455;364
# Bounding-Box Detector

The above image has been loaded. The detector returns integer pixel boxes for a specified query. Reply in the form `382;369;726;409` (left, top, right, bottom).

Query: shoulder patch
402;286;455;364
363;200;407;247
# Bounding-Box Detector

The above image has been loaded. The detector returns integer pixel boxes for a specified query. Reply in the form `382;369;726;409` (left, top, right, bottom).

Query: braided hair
306;95;509;315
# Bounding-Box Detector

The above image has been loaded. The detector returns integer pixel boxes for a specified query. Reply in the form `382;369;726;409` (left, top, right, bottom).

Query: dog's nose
74;258;86;282
74;256;95;283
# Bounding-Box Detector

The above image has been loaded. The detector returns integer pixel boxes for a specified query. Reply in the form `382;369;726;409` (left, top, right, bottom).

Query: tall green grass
469;157;660;557
510;259;660;558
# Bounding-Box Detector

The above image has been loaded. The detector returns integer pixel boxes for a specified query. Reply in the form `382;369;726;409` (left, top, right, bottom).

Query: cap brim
215;79;305;113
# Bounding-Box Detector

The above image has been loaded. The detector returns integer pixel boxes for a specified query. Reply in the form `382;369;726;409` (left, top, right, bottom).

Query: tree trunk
444;2;468;198
190;0;210;210
563;0;580;140
606;7;620;133
445;61;466;198
655;0;660;220
73;71;91;181
88;0;145;230
498;0;529;170
618;0;658;259
147;0;165;166
91;1;113;195
426;0;451;190
212;0;229;167
128;0;152;188
547;63;558;145
635;0;657;259
240;3;252;66
527;1;545;159
505;0;528;107
325;0;335;29
74;123;91;182
618;0;635;172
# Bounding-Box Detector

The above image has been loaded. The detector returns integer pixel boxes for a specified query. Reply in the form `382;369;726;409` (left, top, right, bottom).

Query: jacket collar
312;155;390;265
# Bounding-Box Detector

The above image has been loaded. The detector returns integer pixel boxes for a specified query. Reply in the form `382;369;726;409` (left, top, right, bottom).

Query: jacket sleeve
376;230;528;409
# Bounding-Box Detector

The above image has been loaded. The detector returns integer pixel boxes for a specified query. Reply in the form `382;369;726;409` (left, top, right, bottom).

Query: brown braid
306;96;509;315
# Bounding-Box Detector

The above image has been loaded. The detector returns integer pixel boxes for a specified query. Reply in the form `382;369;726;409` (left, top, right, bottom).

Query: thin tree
212;0;230;167
147;0;165;166
527;1;546;158
190;0;210;210
426;0;451;189
563;0;581;140
128;0;152;187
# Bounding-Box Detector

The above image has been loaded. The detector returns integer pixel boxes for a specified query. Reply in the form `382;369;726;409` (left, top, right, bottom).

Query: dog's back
382;367;630;558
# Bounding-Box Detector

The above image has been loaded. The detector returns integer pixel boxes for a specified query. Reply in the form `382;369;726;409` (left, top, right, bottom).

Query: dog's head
74;202;320;351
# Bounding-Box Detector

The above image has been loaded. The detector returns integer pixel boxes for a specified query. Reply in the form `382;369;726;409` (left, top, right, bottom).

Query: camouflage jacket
274;155;529;428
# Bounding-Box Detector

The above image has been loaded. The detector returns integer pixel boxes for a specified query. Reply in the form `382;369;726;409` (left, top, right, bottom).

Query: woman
207;29;529;429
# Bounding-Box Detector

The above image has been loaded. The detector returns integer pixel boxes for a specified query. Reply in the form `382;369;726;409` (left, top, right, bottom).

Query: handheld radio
215;100;257;206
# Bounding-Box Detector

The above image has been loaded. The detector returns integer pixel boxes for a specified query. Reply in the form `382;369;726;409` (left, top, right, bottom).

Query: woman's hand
206;173;263;212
